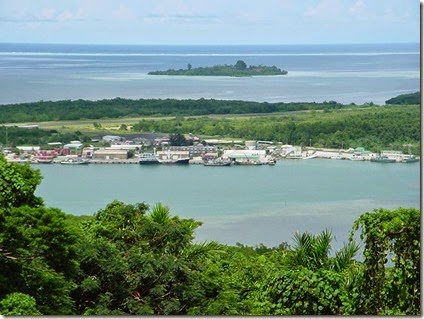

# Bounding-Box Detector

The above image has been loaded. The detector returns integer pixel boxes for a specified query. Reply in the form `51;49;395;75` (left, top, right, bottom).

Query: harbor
5;145;419;166
3;132;419;166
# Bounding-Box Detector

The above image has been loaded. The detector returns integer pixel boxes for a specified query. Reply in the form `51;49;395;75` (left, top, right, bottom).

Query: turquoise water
34;159;420;247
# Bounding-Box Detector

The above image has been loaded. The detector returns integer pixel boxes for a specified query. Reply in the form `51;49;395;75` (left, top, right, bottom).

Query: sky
0;0;420;45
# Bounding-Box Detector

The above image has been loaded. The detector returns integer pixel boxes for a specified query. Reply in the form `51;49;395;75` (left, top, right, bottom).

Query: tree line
0;157;420;315
0;98;347;123
385;91;420;105
132;104;420;153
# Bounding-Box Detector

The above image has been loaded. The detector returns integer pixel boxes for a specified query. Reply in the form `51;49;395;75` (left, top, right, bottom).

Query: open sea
0;42;419;105
1;42;420;248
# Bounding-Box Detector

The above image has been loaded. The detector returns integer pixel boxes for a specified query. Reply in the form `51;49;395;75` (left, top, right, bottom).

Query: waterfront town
3;132;419;166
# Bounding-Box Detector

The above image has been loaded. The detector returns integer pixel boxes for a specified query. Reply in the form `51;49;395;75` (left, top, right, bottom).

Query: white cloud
349;0;366;15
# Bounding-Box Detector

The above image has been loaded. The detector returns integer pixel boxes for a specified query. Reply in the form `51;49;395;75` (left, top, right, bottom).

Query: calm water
34;160;420;248
0;43;419;105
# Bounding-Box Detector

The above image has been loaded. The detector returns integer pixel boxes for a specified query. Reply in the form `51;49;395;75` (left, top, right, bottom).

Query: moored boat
370;155;396;163
31;156;53;164
60;158;90;165
204;158;232;166
401;155;419;163
139;153;160;164
158;157;190;164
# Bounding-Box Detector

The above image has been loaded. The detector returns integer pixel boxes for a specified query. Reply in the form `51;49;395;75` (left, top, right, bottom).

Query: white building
16;146;41;152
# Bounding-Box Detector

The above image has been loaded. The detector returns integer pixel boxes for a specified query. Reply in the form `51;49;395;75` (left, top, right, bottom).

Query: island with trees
148;60;288;77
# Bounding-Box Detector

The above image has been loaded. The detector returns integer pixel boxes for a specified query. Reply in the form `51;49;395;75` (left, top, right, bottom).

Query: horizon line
0;41;419;46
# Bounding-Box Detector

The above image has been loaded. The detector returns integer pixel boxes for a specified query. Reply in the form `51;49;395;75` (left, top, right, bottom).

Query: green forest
148;60;288;76
0;98;347;123
131;104;420;153
0;157;420;315
385;91;420;105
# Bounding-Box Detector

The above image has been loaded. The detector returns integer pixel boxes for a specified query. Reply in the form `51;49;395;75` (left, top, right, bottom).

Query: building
223;149;267;160
166;145;217;157
156;150;190;161
93;148;128;160
102;135;122;144
16;146;41;153
109;144;143;150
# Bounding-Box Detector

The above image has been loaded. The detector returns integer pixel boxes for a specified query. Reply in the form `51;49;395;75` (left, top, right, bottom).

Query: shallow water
34;159;420;248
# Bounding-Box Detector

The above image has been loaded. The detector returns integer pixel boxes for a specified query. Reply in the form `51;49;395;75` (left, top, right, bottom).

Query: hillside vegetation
385;91;420;105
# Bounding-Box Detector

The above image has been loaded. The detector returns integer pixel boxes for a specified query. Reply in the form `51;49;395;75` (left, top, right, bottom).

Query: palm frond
149;203;170;224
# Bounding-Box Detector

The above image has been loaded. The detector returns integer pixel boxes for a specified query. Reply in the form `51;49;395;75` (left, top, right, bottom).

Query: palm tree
284;229;359;271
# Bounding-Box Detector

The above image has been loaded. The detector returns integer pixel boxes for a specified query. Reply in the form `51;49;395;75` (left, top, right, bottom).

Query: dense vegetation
0;98;347;123
148;59;288;76
385;91;420;105
0;157;420;315
1;104;419;154
132;104;420;153
0;92;420;153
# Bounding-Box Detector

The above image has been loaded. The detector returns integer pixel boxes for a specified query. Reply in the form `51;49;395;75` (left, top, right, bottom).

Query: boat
350;155;365;161
158;157;190;164
401;155;419;163
31;156;53;164
139;153;160;165
204;158;232;166
234;159;262;165
60;158;90;165
370;155;396;163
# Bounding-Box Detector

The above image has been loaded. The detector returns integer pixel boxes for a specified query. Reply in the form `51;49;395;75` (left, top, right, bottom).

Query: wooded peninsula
0;92;420;155
148;59;288;76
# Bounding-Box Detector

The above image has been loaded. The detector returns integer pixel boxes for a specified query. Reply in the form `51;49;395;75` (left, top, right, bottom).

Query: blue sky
0;0;420;44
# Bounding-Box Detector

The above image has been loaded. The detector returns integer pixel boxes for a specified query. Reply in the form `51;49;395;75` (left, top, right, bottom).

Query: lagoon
34;159;420;248
0;43;419;105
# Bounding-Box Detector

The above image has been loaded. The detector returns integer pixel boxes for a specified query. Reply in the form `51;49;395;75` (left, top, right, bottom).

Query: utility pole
5;126;8;148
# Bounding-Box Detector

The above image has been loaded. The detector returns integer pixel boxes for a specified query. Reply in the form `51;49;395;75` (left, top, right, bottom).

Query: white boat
60;158;90;165
139;153;160;165
31;156;53;164
204;158;232;166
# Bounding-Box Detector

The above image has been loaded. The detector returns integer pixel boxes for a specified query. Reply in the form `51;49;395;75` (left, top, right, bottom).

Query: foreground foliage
0;157;420;315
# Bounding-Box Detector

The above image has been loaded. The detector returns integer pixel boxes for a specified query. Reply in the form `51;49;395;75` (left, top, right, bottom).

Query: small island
148;60;288;77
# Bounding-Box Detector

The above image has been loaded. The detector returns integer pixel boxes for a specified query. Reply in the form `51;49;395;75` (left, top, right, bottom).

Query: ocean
0;42;419;105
